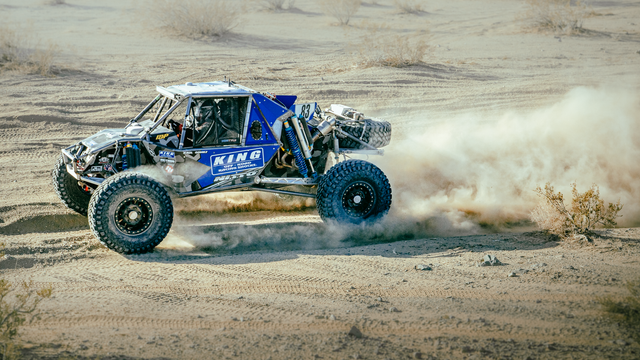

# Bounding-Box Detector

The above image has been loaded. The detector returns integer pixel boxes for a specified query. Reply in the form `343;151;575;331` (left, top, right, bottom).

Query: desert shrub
319;0;361;25
352;23;428;67
524;0;590;34
262;0;295;10
394;0;423;14
599;279;640;340
0;25;58;76
531;182;623;237
0;280;53;350
148;0;243;38
0;243;53;359
358;34;428;67
45;0;66;4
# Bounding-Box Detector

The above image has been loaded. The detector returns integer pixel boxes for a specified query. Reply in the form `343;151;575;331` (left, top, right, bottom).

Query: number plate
294;103;317;121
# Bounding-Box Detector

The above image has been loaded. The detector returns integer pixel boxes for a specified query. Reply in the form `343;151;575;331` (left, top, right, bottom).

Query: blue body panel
194;146;280;188
187;95;290;189
245;93;290;146
245;104;277;146
275;95;297;109
252;94;289;127
157;92;297;192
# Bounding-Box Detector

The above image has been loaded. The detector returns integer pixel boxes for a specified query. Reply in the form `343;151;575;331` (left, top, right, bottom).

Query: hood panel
81;120;156;151
82;129;125;151
81;120;173;152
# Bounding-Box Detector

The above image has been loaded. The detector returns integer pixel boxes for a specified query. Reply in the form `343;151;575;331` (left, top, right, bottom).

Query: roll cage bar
133;92;253;150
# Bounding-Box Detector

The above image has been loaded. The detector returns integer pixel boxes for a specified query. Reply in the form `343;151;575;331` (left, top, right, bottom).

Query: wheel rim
115;197;153;235
341;181;375;218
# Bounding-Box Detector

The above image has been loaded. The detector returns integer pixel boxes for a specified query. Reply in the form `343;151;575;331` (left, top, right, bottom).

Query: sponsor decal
210;149;264;176
99;157;109;164
90;165;103;172
213;170;259;183
155;133;169;141
159;150;175;159
164;165;174;174
104;164;113;171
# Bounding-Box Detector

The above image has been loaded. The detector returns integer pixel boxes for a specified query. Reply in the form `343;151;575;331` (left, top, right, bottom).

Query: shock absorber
122;143;130;171
283;119;309;178
291;116;317;179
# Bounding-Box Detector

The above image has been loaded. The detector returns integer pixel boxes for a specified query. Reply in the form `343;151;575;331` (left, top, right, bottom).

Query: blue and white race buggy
53;81;392;254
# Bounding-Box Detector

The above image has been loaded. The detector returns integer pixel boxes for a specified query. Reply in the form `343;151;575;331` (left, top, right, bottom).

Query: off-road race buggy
53;81;392;254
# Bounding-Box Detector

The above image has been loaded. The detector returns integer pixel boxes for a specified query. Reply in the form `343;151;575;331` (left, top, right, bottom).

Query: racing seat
194;99;218;146
216;98;241;145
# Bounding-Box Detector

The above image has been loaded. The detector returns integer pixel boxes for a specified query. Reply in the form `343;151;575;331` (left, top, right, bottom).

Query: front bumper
61;148;104;186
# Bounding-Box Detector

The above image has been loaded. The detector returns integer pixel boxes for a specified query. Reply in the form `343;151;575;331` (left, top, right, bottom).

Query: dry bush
352;23;429;67
531;182;623;238
45;0;66;4
262;0;295;10
0;244;53;359
0;25;58;76
599;279;640;341
0;280;53;359
394;0;423;14
148;0;243;38
524;0;590;34
319;0;362;26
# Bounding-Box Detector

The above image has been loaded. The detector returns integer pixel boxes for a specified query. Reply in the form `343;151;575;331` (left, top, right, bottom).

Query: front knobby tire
52;155;91;216
88;172;173;254
316;160;392;224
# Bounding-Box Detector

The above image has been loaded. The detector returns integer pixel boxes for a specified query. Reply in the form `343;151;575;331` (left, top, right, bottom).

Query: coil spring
284;120;308;178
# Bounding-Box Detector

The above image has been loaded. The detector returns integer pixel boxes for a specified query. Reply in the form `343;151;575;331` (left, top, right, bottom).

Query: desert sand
1;0;640;359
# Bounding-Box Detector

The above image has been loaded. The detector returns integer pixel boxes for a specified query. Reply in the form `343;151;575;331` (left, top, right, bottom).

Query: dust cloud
378;86;640;228
171;86;640;251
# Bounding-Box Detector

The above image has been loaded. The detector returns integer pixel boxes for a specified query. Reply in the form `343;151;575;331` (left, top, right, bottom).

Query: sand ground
1;0;640;359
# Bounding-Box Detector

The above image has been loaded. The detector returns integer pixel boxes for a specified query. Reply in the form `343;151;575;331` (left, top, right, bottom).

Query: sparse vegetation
0;25;58;76
262;0;295;11
599;279;640;340
0;280;53;359
394;0;423;14
524;0;590;34
352;23;429;67
149;0;243;39
319;0;361;26
0;244;53;359
531;183;623;238
45;0;66;5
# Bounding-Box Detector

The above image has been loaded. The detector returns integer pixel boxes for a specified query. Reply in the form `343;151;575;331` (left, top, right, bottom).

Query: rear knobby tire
52;155;91;216
88;172;173;254
338;118;391;149
316;160;391;224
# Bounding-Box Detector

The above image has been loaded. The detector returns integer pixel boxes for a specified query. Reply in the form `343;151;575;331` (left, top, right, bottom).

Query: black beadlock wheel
316;160;392;224
88;172;173;254
52;155;91;216
338;118;392;149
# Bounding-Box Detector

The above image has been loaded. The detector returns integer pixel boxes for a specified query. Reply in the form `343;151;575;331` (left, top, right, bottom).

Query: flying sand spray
169;86;640;250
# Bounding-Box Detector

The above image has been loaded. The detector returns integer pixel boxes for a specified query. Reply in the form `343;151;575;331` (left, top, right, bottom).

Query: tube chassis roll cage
61;90;385;200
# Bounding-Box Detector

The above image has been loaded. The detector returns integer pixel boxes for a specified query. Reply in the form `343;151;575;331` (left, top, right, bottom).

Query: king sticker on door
210;148;264;176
